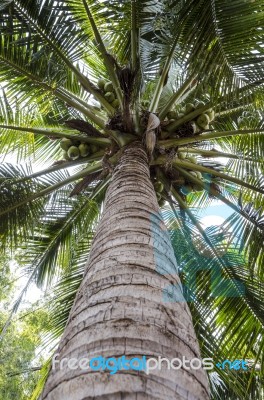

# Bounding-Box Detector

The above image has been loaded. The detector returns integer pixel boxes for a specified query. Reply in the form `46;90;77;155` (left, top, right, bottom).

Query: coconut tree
0;0;264;399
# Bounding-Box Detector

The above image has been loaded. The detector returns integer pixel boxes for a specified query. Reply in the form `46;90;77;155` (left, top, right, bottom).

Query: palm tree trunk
40;143;210;400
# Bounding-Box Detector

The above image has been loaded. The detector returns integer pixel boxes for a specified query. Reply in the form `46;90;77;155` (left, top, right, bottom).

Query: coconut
178;152;187;159
206;110;215;122
104;92;115;103
167;110;178;119
104;81;114;92
196;113;210;129
195;171;203;180
154;181;164;193
98;78;107;90
184;103;195;114
79;143;90;157
60;138;73;151
67;146;80;160
186;156;197;164
111;99;120;108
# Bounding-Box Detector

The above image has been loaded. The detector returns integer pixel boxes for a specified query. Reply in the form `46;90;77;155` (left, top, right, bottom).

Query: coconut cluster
60;138;99;161
177;153;204;195
167;101;215;132
97;79;120;109
153;181;166;207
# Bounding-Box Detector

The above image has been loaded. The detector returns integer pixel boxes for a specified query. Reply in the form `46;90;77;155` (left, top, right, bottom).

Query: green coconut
167;110;178;119
196;113;210;129
186;156;197;164
178;152;187;159
184;103;195;114
111;99;119;108
67;146;80;160
104;81;114;92
79;143;90;157
60;138;73;151
98;78;107;90
154;181;164;193
206;110;215;122
195;171;203;180
104;92;115;103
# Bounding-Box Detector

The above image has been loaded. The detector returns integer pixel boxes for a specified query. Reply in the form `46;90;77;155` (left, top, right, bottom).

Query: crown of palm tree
0;1;264;399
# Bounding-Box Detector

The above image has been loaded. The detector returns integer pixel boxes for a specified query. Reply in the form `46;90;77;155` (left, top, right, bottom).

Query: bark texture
40;144;210;400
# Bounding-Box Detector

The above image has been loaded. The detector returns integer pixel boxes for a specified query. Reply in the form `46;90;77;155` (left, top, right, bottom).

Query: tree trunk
40;143;210;400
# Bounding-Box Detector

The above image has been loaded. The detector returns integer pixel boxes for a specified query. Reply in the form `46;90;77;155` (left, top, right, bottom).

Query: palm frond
0;163;46;250
0;162;103;251
164;206;264;399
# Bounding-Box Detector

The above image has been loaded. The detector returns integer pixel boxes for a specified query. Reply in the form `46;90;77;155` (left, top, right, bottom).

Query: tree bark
40;143;210;400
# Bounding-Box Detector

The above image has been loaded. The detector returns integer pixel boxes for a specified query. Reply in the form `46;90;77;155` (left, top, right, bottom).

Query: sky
200;202;233;227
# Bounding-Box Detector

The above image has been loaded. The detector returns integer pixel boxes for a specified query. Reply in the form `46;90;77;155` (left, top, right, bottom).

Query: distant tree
0;258;49;399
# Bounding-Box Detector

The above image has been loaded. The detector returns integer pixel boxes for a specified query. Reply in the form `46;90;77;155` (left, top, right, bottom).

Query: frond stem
158;129;264;148
0;162;103;219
